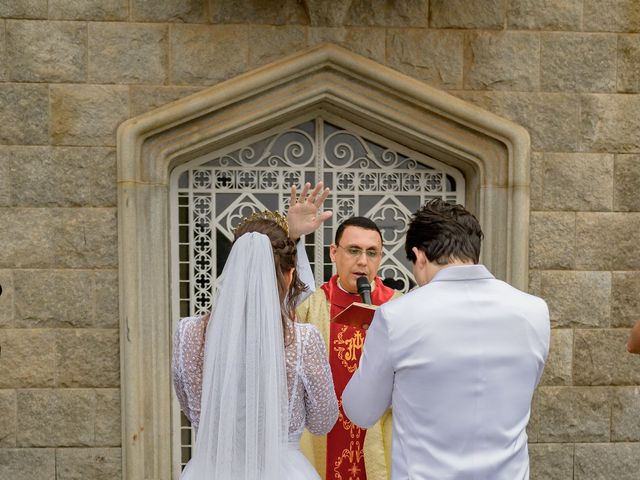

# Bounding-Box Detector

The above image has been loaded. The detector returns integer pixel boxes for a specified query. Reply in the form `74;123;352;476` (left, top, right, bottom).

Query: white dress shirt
342;265;550;480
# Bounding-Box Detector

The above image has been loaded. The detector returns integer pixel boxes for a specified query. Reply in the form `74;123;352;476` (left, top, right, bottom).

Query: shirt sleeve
296;235;315;305
171;316;207;431
301;325;339;435
342;307;394;428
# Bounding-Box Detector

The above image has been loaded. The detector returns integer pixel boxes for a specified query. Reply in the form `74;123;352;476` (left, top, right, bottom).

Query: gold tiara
234;210;289;237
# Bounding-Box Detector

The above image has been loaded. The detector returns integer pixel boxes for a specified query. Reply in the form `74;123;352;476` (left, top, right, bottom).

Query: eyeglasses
337;245;382;259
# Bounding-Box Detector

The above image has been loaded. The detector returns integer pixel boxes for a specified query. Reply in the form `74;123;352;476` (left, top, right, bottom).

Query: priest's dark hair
334;216;383;245
405;199;483;265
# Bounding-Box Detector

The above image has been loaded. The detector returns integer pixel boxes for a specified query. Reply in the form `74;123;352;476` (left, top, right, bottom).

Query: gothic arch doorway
117;44;531;479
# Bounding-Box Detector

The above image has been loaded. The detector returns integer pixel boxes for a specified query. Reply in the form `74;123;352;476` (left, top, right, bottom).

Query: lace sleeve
172;315;207;431
300;325;339;435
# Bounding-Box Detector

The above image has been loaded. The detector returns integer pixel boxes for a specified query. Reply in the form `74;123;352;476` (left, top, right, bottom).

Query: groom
343;199;550;480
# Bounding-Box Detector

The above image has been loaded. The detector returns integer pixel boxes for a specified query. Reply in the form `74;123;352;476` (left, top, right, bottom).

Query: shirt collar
430;264;494;283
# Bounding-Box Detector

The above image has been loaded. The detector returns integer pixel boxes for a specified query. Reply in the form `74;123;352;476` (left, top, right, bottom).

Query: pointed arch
117;44;530;479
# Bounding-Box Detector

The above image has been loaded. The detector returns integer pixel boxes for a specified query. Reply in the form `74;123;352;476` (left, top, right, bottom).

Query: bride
173;183;339;479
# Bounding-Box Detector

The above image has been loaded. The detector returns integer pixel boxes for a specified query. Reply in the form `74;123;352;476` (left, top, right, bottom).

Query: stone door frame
117;44;531;479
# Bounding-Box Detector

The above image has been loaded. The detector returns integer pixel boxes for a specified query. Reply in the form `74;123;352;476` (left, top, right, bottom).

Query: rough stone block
530;387;610;442
541;153;614;211
574;443;640;480
1;146;115;207
132;0;206;22
387;30;463;89
0;21;6;82
538;271;610;328
14;270;94;328
528;270;542;298
48;0;128;20
0;390;17;447
529;212;575;270
618;35;640;93
0;149;8;205
530;151;544;211
95;270;119;328
0;84;49;145
309;27;385;63
303;0;352;26
346;0;429;27
529;443;575;480
6;20;87;83
56;448;122;480
89;23;168;84
0;449;55;480
50;85;129;147
574;329;640;385
248;26;307;69
0;1;47;19
130;86;202;117
0;208;117;269
430;0;505;29
17;389;95;446
170;25;249;86
580;94;640;153
211;0;307;24
540;329;572;386
612;272;640;327
611;387;640;441
0;329;56;388
541;33;616;92
507;0;582;30
584;0;640;32
0;269;14;327
55;329;120;388
464;32;539;91
54;208;118;268
576;213;640;270
84;147;117;207
614;155;640;211
95;389;121;445
453;92;580;151
6;146;91;206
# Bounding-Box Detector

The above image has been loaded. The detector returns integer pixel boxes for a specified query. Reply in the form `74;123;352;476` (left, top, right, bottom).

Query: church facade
1;1;639;479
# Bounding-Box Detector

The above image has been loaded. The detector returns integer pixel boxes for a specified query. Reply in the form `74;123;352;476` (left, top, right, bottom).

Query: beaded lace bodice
173;316;338;442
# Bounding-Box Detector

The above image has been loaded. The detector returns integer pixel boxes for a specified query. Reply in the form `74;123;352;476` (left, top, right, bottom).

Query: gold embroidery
331;326;367;479
333;398;365;479
333;326;365;374
333;439;365;480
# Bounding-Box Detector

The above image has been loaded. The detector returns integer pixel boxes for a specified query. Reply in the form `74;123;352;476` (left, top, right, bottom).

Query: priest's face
330;226;383;294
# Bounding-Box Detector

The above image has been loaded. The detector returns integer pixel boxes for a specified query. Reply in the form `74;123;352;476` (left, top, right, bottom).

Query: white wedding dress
174;318;338;478
172;232;338;479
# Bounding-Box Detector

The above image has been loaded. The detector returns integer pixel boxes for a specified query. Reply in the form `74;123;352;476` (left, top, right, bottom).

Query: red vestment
321;275;395;480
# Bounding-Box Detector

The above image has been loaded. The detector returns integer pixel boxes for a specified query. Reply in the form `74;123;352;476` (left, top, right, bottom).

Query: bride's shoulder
293;321;322;343
176;314;208;336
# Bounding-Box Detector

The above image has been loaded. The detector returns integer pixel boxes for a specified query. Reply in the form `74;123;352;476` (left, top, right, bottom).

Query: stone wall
0;1;639;478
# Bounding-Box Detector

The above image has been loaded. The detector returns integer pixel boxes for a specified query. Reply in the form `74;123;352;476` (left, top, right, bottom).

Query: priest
296;217;400;480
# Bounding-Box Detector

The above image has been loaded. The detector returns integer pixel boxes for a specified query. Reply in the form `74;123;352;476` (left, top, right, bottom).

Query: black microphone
356;276;372;305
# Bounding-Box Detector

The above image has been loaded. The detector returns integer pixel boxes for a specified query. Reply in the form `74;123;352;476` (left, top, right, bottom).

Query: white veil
182;232;288;479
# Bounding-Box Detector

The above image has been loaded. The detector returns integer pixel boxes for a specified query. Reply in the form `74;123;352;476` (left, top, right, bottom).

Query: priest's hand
287;181;332;241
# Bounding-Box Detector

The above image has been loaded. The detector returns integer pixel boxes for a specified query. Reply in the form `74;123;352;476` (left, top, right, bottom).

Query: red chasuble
322;275;395;480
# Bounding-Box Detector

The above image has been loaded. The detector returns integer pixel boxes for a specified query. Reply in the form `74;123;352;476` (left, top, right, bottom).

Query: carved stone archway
117;44;530;479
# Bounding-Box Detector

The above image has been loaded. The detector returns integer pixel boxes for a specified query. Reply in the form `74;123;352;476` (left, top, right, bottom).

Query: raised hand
287;182;332;241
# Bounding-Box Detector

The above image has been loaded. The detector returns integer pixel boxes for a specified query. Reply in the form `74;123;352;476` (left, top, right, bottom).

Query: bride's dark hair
234;218;307;345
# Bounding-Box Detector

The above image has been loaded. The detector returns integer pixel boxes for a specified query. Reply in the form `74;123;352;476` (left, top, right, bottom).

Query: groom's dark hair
405;199;483;265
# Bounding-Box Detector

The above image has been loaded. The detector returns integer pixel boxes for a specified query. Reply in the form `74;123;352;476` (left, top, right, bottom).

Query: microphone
356;276;372;305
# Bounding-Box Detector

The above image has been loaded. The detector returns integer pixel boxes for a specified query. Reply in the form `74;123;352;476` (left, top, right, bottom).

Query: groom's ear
412;247;427;267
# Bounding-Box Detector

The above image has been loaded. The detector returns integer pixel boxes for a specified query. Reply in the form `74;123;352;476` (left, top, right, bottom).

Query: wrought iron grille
170;116;464;474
